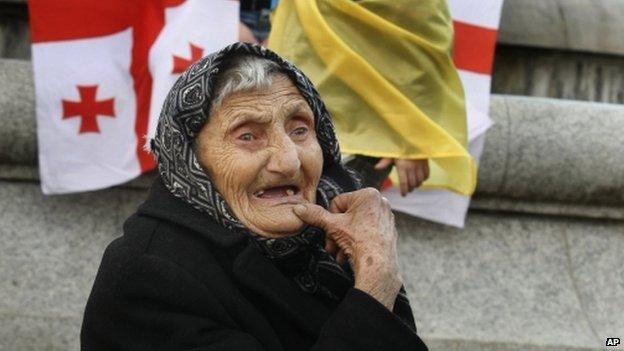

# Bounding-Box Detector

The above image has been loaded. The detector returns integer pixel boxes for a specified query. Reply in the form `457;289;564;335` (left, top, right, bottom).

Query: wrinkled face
196;76;323;238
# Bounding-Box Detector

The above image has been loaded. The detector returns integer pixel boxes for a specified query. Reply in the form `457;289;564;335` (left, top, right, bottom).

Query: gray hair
211;55;287;110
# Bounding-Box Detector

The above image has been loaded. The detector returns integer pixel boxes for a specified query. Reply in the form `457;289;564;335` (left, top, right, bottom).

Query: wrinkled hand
293;188;402;309
375;158;430;196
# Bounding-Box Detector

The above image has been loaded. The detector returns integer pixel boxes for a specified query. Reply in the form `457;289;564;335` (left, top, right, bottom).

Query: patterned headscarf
151;42;361;301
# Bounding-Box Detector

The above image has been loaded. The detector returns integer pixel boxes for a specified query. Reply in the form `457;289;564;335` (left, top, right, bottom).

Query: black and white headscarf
151;42;361;301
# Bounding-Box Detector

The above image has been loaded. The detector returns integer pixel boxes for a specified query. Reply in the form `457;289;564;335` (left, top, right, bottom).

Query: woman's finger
329;192;355;213
407;165;418;193
398;166;409;196
330;188;379;213
329;198;342;214
292;204;336;231
422;159;430;180
374;158;394;170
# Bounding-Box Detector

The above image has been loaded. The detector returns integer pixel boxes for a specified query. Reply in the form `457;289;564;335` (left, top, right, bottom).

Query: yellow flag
268;0;476;195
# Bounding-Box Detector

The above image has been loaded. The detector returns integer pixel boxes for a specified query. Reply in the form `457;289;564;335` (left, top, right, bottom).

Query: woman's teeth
255;186;298;198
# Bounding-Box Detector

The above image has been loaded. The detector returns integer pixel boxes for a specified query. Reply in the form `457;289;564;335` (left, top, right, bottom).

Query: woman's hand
374;158;429;196
293;188;402;309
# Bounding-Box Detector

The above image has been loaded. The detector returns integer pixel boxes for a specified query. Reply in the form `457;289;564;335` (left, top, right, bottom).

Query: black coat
81;178;428;350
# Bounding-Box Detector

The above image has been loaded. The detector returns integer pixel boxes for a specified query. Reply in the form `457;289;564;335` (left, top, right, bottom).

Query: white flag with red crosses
29;0;238;194
382;0;505;228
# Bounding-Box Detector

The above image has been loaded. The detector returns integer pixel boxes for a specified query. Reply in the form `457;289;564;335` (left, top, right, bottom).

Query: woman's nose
266;136;301;177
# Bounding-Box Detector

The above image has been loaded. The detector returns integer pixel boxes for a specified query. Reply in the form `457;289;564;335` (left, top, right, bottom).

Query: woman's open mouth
253;185;301;199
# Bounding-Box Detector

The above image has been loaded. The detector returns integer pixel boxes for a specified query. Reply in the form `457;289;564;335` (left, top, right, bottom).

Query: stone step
492;46;624;105
2;59;623;209
494;0;624;104
479;95;624;206
0;180;621;350
498;0;624;56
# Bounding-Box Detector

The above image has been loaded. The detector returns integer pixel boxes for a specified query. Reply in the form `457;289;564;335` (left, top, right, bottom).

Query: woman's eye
238;133;254;141
292;127;308;137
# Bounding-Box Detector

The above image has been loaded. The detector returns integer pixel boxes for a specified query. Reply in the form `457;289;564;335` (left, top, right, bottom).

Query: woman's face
196;75;323;238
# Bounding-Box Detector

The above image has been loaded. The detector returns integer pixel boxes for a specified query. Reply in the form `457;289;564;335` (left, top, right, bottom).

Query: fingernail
293;204;307;215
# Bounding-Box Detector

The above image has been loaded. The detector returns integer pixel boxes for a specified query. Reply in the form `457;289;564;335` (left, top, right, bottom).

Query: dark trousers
345;155;392;190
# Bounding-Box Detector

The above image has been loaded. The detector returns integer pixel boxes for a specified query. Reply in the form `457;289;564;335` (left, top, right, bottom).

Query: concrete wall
0;183;144;350
2;180;623;351
398;212;624;351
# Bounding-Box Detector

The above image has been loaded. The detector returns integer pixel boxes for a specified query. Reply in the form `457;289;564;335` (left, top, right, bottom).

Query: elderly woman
81;43;428;350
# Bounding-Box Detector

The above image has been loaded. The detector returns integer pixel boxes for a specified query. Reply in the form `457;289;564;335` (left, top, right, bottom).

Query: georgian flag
383;0;505;228
148;1;238;140
29;0;238;194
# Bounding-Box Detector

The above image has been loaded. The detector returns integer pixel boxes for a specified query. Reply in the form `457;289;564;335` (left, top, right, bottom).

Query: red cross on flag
382;0;505;228
147;2;237;141
29;0;238;194
172;43;204;74
62;85;116;134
